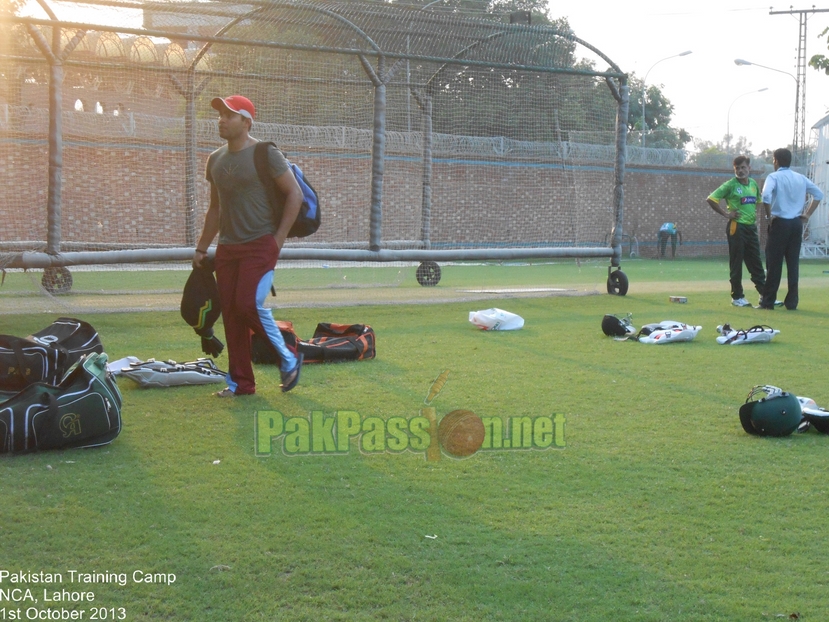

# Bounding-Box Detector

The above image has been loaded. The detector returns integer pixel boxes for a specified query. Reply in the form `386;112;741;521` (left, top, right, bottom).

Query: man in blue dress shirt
758;148;824;310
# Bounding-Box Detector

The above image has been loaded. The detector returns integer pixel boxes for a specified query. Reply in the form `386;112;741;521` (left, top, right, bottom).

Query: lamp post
641;50;692;148
726;87;768;153
734;58;799;156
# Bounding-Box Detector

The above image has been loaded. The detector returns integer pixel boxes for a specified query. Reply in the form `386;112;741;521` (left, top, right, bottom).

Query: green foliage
809;26;829;75
412;0;555;24
688;135;773;169
627;75;691;149
430;37;621;142
4;259;829;620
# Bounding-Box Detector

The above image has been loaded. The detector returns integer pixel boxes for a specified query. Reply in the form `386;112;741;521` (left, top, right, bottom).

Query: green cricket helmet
602;313;636;338
739;385;802;437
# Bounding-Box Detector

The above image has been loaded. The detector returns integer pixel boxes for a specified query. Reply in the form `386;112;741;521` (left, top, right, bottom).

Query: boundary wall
1;136;746;259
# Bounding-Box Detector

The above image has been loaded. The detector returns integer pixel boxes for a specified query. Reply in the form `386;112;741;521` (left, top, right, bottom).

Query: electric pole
770;7;829;164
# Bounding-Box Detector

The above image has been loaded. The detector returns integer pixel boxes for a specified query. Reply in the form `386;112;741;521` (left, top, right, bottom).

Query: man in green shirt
706;155;766;307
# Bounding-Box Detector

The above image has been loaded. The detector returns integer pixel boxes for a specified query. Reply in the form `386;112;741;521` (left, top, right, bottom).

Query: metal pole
369;81;386;251
612;83;630;268
183;74;198;247
46;44;63;255
420;95;433;249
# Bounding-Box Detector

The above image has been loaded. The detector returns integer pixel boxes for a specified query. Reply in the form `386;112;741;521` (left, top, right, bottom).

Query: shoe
731;297;751;307
759;297;784;307
216;387;236;398
280;353;304;393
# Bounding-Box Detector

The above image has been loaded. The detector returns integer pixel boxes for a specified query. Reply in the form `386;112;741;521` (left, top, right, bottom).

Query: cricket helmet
739;385;802;437
602;313;635;337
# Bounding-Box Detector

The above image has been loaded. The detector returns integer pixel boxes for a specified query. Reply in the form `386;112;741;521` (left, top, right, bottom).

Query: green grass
2;258;829;620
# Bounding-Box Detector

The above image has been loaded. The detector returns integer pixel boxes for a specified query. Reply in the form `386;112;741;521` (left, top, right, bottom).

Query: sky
555;1;829;153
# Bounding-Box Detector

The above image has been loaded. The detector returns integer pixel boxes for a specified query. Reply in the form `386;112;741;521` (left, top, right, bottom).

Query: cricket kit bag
298;323;376;363
250;321;299;366
0;317;103;393
251;322;375;364
0;352;122;454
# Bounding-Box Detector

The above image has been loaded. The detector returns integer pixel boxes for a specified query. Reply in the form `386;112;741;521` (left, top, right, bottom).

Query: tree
688;135;757;168
408;0;556;25
626;75;691;149
809;26;829;75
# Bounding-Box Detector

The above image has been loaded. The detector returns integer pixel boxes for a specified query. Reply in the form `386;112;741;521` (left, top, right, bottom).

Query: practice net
0;0;628;313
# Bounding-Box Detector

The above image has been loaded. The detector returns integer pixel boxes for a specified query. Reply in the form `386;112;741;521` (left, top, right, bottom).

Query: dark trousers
762;217;803;310
658;231;677;257
726;221;765;300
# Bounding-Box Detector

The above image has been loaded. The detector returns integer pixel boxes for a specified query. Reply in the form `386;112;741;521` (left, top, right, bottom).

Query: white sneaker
732;297;751;307
757;297;785;307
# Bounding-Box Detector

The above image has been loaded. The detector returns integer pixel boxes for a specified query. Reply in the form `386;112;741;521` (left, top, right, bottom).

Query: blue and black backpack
253;141;320;238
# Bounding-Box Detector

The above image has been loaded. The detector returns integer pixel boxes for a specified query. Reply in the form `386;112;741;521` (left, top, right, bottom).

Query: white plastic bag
468;308;524;331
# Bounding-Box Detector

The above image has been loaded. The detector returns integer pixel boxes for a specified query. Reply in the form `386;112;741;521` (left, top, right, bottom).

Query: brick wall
0;140;742;258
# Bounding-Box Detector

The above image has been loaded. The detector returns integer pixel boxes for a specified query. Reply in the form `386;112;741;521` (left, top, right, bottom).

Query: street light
726;87;769;153
734;58;797;83
641;50;692;148
734;58;800;156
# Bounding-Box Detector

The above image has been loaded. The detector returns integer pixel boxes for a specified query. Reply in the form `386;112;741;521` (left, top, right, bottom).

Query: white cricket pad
716;324;779;345
110;357;226;387
637;321;702;344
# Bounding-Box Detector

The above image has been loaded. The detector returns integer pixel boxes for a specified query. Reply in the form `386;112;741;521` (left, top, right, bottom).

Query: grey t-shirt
206;142;289;245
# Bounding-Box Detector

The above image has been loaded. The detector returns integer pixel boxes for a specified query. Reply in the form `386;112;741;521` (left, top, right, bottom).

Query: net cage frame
0;0;631;290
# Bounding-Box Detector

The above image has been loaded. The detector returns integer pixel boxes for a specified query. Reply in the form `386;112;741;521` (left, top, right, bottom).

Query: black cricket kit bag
251;322;375;365
0;317;103;393
299;323;376;363
180;256;224;357
249;321;299;366
0;352;122;454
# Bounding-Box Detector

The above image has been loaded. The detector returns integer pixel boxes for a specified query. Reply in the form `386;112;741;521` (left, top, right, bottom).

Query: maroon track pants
214;235;295;395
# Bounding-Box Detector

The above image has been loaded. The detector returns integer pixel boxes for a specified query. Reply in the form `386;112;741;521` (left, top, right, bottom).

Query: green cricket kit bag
0;352;122;454
0;317;103;393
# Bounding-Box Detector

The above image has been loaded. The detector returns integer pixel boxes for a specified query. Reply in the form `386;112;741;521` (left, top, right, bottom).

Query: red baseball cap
211;95;255;120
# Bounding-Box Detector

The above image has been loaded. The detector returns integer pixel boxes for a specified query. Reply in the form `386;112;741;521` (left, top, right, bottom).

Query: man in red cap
193;95;304;396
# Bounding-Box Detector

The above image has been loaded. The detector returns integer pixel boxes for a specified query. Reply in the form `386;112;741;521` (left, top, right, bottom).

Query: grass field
2;258;829;621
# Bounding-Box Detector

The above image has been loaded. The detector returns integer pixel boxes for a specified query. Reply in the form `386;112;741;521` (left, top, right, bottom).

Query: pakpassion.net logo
255;370;566;459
